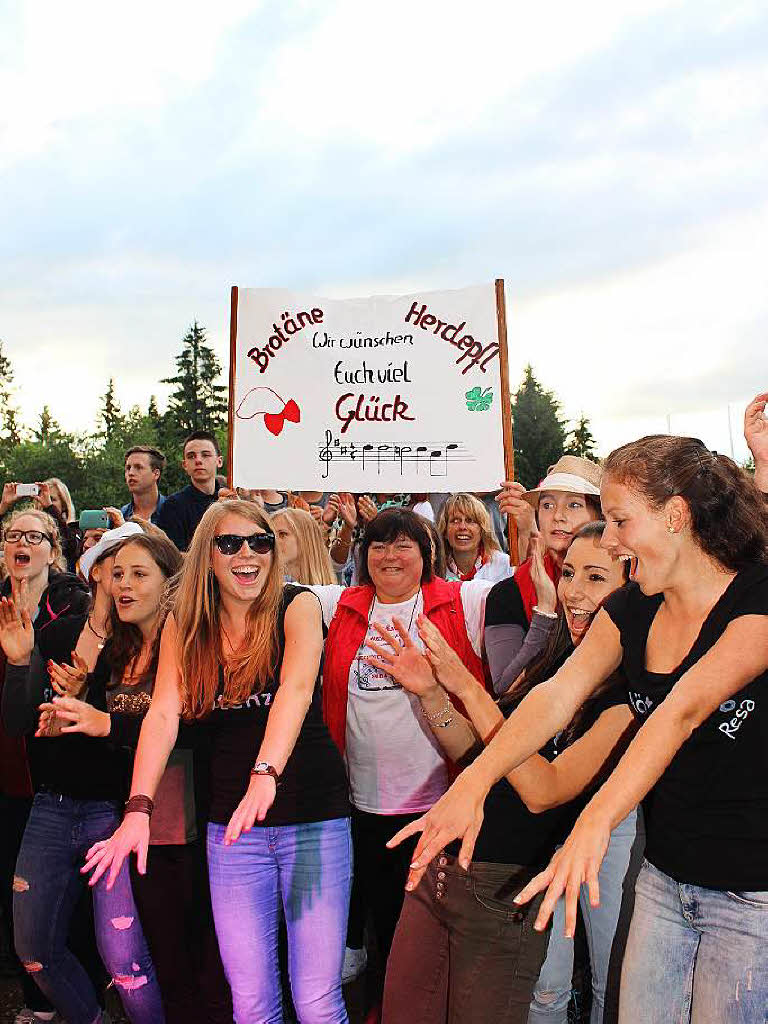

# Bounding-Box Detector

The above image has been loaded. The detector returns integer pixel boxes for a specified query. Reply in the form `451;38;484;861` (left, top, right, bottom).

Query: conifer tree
162;322;228;435
511;365;567;489
566;413;598;459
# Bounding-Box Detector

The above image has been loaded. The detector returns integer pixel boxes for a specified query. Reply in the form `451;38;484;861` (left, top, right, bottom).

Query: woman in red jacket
310;508;493;968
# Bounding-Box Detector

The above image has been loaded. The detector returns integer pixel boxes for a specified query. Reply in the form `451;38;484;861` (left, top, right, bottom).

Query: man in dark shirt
121;445;167;524
156;431;223;550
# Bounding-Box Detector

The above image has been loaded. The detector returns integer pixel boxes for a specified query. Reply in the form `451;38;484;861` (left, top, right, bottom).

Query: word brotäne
247;307;325;373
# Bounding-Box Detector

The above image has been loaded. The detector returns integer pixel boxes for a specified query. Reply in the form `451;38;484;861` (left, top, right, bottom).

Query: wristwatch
251;762;280;784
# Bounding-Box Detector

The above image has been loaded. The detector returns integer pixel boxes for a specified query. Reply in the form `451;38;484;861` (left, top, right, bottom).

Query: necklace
87;617;107;650
368;588;421;633
220;621;242;655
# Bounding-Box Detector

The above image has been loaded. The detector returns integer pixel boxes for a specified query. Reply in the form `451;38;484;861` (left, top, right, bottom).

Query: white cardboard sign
230;284;506;491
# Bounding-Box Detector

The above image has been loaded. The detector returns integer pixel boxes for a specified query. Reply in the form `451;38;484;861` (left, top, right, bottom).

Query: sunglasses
213;532;276;556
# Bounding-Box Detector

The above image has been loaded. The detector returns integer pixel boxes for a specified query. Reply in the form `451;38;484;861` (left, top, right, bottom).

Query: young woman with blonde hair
82;500;351;1023
271;506;337;585
437;493;513;584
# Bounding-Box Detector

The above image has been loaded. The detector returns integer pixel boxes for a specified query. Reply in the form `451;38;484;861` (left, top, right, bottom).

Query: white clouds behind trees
0;0;766;461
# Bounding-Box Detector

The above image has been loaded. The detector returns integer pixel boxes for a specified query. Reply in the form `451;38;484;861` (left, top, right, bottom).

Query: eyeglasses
4;529;53;546
213;532;276;556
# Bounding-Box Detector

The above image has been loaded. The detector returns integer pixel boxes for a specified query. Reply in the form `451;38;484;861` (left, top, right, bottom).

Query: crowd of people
0;391;766;1024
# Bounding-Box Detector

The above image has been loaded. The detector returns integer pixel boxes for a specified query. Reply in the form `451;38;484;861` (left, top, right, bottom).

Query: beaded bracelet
422;692;453;728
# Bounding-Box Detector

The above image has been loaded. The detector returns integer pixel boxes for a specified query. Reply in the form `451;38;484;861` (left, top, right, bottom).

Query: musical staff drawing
318;430;474;479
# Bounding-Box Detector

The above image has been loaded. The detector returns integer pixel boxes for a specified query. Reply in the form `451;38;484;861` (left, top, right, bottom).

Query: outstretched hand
0;592;34;665
512;808;611;936
744;393;768;464
37;696;110;737
49;652;89;697
224;774;277;845
362;618;438;697
417;615;473;701
530;536;557;614
386;767;488;889
82;813;151;889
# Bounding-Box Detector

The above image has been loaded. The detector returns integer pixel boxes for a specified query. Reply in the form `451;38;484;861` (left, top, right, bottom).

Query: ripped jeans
13;792;164;1024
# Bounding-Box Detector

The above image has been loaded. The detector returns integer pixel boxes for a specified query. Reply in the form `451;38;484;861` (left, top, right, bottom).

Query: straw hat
522;455;603;508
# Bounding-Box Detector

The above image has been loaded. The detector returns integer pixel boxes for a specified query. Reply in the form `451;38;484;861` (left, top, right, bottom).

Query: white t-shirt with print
310;582;492;814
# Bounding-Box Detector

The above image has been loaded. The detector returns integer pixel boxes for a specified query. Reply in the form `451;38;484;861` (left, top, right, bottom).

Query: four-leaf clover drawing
465;386;493;411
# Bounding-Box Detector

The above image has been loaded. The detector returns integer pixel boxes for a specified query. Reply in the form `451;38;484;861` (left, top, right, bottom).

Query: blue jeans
622;860;765;1019
529;809;644;1024
620;859;768;1023
207;816;352;1024
13;792;164;1024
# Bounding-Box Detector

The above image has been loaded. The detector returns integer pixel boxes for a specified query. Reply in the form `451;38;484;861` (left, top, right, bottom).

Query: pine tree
34;405;63;445
0;340;22;447
511;365;567;489
566;413;598;459
162;322;228;435
100;378;124;440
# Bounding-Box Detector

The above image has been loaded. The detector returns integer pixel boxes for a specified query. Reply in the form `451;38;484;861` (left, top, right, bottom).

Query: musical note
317;433;473;478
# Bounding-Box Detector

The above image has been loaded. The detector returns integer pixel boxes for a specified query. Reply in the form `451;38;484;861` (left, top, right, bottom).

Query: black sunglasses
213;532;276;556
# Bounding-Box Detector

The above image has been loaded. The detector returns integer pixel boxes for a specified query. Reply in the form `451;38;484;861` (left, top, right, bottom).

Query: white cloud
0;0;259;166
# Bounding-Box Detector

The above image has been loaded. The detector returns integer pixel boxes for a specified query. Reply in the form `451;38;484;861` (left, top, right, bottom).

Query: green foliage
162;321;228;435
511;365;567;489
566;413;598;459
0;323;229;512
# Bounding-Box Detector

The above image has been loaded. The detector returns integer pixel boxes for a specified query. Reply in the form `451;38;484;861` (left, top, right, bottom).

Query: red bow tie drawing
264;398;300;436
236;388;301;437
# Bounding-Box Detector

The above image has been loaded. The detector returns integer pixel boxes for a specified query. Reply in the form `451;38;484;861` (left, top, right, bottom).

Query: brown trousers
382;854;550;1024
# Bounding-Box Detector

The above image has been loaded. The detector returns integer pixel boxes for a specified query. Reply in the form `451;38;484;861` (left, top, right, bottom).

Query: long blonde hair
271;508;336;585
5;508;66;572
437;493;500;561
173;500;284;719
44;478;76;523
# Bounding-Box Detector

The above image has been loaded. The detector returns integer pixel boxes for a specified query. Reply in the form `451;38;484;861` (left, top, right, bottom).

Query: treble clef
319;430;333;479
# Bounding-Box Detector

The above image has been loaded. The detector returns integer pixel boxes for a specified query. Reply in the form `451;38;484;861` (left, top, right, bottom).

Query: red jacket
323;577;486;756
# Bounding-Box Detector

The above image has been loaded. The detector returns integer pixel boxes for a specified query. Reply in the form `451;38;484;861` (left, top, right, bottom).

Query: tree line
0;322;596;510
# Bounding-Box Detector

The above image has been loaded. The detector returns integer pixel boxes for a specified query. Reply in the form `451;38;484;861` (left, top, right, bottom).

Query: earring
667;524;675;534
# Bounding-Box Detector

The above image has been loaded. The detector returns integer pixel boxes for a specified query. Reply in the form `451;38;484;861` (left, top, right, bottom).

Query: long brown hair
173;500;284;719
502;522;629;741
108;534;183;685
604;435;768;571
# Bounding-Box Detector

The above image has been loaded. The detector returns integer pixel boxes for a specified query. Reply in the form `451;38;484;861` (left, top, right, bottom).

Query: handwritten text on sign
231;285;506;490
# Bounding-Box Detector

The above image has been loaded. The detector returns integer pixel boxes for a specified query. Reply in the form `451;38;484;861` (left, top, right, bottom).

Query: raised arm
515;613;768;938
82;614;183;887
387;609;623;875
419;614;635;811
223;591;323;844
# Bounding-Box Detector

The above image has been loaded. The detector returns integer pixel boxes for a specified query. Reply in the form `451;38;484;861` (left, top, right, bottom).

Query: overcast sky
2;0;766;463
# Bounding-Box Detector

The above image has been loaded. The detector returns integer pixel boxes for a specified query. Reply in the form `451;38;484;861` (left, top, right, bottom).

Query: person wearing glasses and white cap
81;500;351;1024
485;456;604;697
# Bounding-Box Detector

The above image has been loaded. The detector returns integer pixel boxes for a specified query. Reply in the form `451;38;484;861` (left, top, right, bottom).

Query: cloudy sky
2;0;766;463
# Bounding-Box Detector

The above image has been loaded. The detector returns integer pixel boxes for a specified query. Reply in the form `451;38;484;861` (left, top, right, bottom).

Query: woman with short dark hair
310;508;494;966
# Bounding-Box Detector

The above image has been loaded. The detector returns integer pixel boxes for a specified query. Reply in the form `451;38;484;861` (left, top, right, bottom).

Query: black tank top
207;585;349;826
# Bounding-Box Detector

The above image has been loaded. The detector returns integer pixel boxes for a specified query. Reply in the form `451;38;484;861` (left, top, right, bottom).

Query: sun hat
79;522;144;582
522;455;603;508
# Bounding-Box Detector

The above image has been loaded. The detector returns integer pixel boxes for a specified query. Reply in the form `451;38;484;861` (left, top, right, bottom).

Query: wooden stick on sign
495;279;518;565
227;286;239;489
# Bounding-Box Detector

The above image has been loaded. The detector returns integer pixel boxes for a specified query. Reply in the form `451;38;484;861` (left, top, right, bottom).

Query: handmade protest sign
228;282;512;492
